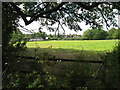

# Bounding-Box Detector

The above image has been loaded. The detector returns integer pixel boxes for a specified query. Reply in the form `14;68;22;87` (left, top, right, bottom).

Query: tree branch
18;23;36;34
75;2;103;10
59;21;65;34
9;2;66;25
29;2;66;25
97;7;109;30
9;2;28;25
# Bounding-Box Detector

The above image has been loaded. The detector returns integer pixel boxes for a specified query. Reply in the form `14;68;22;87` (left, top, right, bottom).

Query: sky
18;15;119;35
18;18;91;35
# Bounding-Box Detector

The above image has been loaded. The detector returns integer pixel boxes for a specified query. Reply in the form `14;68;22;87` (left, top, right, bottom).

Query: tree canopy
107;28;120;39
82;29;108;40
9;2;119;30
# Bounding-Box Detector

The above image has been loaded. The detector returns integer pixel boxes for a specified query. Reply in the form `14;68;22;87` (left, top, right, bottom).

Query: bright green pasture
26;40;118;51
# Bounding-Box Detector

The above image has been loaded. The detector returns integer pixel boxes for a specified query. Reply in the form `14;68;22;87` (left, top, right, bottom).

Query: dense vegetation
3;40;120;89
107;28;120;39
82;29;108;40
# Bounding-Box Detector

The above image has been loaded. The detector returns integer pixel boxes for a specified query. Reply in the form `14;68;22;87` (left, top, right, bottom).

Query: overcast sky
18;15;119;35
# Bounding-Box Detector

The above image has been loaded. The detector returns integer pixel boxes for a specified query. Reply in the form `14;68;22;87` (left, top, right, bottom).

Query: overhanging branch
9;2;66;25
9;2;28;25
75;2;103;10
97;7;109;30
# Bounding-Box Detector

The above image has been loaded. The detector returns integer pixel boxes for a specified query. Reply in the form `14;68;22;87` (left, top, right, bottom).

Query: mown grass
26;40;118;51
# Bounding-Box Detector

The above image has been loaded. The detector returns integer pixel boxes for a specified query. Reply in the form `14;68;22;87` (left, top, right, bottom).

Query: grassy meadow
26;40;118;51
25;40;118;60
21;39;118;76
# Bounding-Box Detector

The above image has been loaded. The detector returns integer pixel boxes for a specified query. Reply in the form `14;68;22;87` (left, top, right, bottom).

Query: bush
63;37;82;40
59;63;91;88
82;29;108;40
98;41;120;88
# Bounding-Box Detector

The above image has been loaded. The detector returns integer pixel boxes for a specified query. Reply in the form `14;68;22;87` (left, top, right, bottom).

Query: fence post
102;59;107;87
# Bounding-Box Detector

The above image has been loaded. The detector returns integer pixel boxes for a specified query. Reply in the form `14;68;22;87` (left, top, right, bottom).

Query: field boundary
17;56;103;63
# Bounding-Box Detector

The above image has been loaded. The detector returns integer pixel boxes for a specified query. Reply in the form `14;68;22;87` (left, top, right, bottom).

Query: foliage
59;63;91;88
47;34;82;40
30;32;47;39
8;2;119;35
63;37;81;40
92;30;108;40
112;29;120;39
107;28;120;39
33;47;56;60
2;46;27;88
47;34;58;40
3;67;51;88
107;28;116;39
10;29;25;44
2;46;56;88
98;41;120;88
82;29;108;40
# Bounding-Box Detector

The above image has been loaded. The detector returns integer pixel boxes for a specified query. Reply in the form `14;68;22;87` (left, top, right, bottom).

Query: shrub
98;41;120;88
60;63;91;88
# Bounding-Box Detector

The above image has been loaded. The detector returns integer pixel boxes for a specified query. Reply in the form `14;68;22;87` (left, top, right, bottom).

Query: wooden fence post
102;59;107;87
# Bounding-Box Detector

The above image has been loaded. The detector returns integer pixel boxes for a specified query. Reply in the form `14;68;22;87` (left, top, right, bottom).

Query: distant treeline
48;28;120;40
82;28;120;40
10;28;120;42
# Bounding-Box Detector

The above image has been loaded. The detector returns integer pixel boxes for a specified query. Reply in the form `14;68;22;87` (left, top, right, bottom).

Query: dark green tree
31;32;47;39
82;29;93;40
112;29;120;39
93;29;108;40
82;29;108;40
107;28;120;39
10;29;24;43
107;28;116;39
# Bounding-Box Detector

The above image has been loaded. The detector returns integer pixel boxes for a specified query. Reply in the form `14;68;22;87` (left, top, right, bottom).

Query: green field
26;40;118;51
